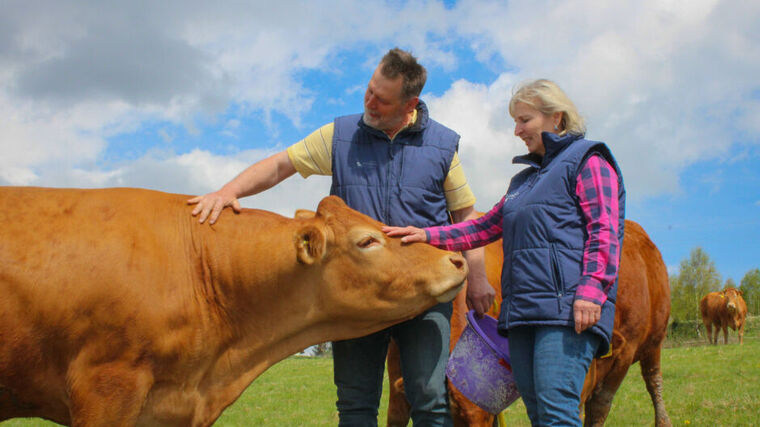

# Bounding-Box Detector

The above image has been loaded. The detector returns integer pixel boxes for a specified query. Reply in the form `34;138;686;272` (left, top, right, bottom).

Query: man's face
363;66;416;135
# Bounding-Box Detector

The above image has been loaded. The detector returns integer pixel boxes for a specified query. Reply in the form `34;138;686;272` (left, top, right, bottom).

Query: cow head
295;196;467;328
723;287;743;314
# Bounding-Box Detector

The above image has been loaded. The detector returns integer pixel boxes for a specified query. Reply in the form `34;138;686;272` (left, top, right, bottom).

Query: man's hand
573;299;601;334
466;274;495;317
187;150;298;225
188;189;241;225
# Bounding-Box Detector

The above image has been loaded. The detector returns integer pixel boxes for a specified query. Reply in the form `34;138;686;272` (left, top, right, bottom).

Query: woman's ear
553;111;564;130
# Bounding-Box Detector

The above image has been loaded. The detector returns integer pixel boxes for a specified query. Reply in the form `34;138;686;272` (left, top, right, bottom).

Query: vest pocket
550;243;565;310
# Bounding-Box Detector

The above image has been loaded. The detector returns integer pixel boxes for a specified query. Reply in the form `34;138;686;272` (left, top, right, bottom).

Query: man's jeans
333;302;453;427
508;325;600;426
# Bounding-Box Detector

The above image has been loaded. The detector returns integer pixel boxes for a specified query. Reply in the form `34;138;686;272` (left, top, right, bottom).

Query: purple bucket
446;310;520;414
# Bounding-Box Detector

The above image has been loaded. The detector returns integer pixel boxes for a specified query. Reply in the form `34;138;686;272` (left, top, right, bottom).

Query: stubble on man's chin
362;112;381;130
362;112;404;135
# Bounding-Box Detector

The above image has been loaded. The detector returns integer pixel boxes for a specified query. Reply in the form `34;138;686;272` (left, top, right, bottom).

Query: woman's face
512;101;561;156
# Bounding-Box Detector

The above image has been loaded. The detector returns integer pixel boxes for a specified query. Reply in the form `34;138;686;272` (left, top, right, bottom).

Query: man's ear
295;225;326;265
404;96;419;114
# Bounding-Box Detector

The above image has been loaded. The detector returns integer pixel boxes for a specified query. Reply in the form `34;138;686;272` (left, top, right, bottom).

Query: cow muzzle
432;254;468;303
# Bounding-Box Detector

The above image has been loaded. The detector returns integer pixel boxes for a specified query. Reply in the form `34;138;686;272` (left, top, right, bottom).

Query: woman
384;79;625;426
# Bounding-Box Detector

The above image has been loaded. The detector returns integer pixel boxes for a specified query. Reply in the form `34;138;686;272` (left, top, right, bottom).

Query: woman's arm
383;195;506;252
573;154;621;333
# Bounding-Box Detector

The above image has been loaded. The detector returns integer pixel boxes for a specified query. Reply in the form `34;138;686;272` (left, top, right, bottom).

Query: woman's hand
382;226;428;244
573;299;601;334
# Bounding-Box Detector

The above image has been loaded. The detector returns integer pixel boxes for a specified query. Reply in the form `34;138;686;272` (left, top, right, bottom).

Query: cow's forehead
316;196;383;230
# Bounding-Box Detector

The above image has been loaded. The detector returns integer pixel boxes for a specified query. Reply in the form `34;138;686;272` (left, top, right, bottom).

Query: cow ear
294;209;316;219
295;225;326;265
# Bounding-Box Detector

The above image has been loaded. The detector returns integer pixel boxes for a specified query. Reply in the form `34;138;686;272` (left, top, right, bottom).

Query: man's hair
379;48;427;100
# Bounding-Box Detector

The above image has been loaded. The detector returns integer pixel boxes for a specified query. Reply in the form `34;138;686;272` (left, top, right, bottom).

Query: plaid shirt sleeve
574;154;621;306
424;196;505;252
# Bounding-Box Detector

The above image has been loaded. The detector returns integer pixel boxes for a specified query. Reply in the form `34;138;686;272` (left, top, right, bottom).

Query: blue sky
2;0;759;282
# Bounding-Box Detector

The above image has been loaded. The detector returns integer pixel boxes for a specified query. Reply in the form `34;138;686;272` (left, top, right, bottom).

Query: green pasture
2;320;759;426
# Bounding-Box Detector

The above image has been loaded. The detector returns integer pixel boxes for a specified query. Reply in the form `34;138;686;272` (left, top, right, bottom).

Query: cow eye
357;235;381;249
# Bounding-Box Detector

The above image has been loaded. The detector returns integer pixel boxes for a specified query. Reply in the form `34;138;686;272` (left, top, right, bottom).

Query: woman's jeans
332;302;453;427
508;325;600;426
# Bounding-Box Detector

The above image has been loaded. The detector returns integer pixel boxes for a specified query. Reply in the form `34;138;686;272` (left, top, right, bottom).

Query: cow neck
188;209;326;388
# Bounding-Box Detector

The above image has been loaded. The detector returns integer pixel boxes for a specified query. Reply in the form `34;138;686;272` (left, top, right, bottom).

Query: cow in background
0;187;468;426
387;220;672;427
700;287;748;345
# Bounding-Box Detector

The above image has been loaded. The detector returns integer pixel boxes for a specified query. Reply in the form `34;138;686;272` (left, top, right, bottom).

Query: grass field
2;332;758;426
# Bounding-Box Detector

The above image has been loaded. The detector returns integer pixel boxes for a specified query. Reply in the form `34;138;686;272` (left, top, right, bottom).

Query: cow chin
434;281;465;303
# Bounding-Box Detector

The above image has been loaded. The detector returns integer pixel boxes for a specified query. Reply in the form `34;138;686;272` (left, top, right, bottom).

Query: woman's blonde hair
508;79;586;136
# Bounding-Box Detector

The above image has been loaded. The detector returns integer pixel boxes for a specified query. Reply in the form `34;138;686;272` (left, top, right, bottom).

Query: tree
669;247;722;322
740;268;760;315
311;342;332;357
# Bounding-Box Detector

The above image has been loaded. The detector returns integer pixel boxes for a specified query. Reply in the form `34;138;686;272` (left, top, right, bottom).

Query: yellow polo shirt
286;114;476;212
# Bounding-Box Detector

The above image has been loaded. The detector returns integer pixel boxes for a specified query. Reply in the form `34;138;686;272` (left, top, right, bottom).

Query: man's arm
451;205;496;316
188;150;297;225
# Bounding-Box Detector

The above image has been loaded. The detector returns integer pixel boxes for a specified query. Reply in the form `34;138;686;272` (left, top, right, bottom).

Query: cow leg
711;321;720;345
721;325;729;344
582;331;629;427
583;360;631;427
386;338;411;427
639;347;671;427
68;362;153;427
703;321;713;344
448;384;494;427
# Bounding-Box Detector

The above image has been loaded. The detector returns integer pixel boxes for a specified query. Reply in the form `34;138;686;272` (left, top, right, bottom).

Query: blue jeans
333;302;453;427
508;325;600;426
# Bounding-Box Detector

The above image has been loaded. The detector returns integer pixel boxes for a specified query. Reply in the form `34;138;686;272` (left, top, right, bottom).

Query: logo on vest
505;191;520;201
352;160;377;169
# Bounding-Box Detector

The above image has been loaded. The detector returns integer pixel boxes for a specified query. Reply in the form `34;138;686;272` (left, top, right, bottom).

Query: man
189;48;494;426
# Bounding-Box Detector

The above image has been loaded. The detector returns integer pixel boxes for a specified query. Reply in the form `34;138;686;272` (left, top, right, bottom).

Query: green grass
499;337;760;426
3;338;759;426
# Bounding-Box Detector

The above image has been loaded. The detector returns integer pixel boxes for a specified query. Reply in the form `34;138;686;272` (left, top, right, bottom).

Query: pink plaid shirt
426;155;620;306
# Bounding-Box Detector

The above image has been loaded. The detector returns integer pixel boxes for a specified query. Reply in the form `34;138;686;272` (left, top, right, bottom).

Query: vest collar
512;132;583;168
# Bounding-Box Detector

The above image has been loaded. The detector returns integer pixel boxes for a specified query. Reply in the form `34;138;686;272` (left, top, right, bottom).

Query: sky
2;0;759;283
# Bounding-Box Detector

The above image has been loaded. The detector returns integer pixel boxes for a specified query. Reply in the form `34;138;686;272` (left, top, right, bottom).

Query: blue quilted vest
330;101;459;227
498;132;626;356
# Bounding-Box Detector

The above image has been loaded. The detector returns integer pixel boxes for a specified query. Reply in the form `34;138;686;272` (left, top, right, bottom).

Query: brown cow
0;187;468;427
387;235;503;427
700;287;748;345
387;220;672;427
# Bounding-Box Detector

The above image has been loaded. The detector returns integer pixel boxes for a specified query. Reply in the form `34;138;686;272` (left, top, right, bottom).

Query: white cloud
0;0;462;192
1;0;759;217
424;74;524;208
25;146;332;217
450;0;760;200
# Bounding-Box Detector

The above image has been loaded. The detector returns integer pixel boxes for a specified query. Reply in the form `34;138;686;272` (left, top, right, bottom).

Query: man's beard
362;110;404;133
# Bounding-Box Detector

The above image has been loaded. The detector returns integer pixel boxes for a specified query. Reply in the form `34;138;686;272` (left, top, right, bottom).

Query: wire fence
665;315;758;348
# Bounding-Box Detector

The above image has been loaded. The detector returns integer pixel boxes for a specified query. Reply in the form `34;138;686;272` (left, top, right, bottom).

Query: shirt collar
387;108;417;140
